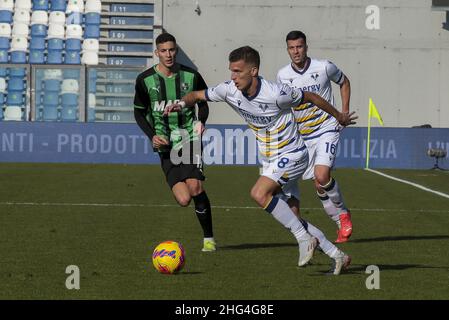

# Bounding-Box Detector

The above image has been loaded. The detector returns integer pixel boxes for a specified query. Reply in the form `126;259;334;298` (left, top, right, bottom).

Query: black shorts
159;148;205;189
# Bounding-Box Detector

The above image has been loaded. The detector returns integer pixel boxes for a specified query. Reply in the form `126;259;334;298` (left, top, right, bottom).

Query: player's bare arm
303;91;357;127
163;90;207;115
340;75;351;114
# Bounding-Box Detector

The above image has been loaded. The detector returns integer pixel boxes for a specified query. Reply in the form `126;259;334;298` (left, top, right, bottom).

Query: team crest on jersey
291;90;299;100
311;73;319;81
181;83;189;91
258;104;269;112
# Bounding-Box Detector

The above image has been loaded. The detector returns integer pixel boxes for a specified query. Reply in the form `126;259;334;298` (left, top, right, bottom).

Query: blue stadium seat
42;91;59;106
10;51;27;64
6;91;24;105
0;37;9;49
43;79;60;92
61;93;78;106
87;107;95;122
85;12;100;25
8;77;25;91
30;24;47;37
0;11;12;23
64;50;81;64
29;49;45;64
50;0;66;11
48;38;64;50
60;106;77;121
0;92;4;105
42;105;58;121
0;49;8;62
66;39;81;51
30;37;46;50
9;68;26;77
47;49;63;64
84;25;100;39
0;105;3;120
0;67;6;76
32;0;49;11
63;68;80;79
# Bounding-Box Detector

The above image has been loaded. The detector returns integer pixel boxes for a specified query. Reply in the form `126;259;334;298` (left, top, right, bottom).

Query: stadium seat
13;9;30;25
66;38;81;51
0;37;9;49
63;68;80;79
42;104;58;121
0;77;6;93
64;50;81;64
0;10;12;23
66;24;83;39
0;68;6;76
50;0;66;12
66;12;82;25
14;0;32;11
61;93;78;106
84;25;100;39
32;0;49;11
42;91;59;106
43;78;61;91
30;36;45;49
30;24;47;37
49;11;65;25
43;68;62;79
87;107;95;122
7;77;25;91
10;67;26;77
61;79;79;93
47;23;65;39
0;49;8;62
12;23;30;38
0;22;11;37
0;0;13;23
83;39;99;52
6;92;24;105
3;106;22;121
47;38;64;50
85;12;100;25
29;49;45;63
85;0;102;13
81;51;98;65
47;49;63;63
60;106;77;121
0;104;3;119
67;0;84;12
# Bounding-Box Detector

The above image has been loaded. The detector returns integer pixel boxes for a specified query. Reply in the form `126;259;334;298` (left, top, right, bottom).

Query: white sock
265;196;311;242
320;178;348;215
300;219;341;258
317;191;341;228
204;237;215;242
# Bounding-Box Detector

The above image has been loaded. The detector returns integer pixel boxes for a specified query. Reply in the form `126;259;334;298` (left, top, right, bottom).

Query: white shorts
302;131;340;180
261;147;308;201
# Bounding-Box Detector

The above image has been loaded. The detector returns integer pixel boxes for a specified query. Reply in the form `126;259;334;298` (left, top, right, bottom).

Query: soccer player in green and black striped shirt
134;33;215;252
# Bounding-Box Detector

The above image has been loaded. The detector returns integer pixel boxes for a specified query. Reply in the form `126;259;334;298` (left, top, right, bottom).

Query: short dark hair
156;33;176;45
286;30;307;43
228;46;260;68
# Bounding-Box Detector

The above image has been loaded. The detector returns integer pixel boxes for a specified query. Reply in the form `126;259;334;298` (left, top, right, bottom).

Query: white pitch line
0;201;449;213
365;168;449;200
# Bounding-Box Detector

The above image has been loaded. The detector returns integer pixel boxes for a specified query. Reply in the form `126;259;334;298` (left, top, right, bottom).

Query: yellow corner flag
369;98;384;126
366;98;384;168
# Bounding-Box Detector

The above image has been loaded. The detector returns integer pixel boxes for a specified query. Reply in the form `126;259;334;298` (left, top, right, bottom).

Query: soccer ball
152;241;185;274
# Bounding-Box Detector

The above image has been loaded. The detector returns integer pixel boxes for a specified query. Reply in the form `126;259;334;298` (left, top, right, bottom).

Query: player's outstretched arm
303;91;357;126
340;76;351;114
163;90;207;115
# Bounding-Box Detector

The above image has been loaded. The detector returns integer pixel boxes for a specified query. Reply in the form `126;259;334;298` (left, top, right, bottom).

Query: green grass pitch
0;163;448;299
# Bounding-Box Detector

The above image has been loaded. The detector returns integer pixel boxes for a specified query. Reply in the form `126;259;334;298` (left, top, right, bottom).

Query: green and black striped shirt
134;64;208;152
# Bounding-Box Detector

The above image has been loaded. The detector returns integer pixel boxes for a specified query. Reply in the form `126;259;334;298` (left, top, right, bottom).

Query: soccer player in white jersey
165;46;356;274
277;30;353;243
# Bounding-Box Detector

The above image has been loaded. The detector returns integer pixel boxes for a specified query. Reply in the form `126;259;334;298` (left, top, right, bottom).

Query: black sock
192;191;213;238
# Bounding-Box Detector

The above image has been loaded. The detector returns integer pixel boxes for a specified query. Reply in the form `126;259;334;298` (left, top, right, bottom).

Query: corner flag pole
365;99;372;169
